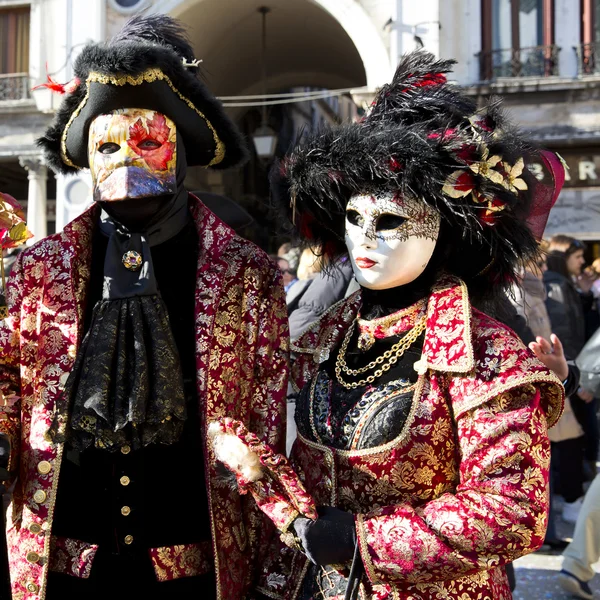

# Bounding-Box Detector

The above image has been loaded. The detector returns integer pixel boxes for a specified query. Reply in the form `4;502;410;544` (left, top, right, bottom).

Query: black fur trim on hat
111;14;196;61
37;14;248;173
271;51;544;296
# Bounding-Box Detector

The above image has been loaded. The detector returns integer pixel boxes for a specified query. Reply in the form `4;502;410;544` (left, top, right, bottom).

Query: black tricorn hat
37;14;248;174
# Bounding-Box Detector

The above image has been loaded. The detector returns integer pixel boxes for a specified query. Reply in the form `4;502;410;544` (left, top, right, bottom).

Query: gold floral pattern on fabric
148;541;213;582
257;277;564;600
209;418;317;531
48;536;99;579
0;195;288;600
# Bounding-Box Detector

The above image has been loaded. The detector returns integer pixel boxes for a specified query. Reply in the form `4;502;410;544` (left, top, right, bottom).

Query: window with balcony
480;0;558;80
577;0;600;75
0;6;31;101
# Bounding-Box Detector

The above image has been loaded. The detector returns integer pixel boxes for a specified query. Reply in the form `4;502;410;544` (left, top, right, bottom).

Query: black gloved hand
293;506;357;566
0;435;9;483
0;435;11;494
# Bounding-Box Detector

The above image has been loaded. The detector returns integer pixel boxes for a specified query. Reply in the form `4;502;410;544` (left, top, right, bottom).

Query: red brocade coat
0;195;289;600
258;278;564;600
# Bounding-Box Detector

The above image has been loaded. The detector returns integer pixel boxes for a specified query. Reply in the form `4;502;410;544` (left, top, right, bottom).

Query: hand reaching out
529;333;569;381
578;269;596;294
577;387;594;403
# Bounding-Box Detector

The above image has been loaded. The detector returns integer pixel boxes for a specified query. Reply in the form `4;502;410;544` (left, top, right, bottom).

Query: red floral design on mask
127;113;175;172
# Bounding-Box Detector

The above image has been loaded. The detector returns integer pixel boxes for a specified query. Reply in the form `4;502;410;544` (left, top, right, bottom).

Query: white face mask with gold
345;192;441;290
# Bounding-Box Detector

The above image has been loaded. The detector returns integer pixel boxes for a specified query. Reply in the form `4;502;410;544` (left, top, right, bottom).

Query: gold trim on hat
60;67;226;169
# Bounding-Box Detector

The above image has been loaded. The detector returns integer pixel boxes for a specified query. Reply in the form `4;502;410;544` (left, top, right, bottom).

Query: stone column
555;0;581;78
19;156;48;242
54;172;67;232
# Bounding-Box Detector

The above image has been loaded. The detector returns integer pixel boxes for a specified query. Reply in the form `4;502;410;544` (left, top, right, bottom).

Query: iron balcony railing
0;73;31;101
575;42;600;76
478;45;560;81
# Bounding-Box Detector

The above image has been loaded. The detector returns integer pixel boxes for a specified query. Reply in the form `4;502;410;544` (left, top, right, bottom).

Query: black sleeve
492;293;535;345
545;282;580;360
563;362;581;398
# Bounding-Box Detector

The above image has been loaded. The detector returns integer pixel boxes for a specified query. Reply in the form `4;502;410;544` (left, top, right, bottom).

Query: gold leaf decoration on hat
502;158;528;194
0;193;33;250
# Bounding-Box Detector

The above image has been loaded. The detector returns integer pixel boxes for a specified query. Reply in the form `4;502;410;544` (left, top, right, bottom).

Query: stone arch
157;0;392;92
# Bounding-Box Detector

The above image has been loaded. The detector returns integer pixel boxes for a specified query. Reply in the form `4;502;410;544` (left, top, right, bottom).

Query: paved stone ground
513;494;600;599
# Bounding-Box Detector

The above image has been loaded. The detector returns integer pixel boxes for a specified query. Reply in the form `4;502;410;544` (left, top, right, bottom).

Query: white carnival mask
345;192;441;290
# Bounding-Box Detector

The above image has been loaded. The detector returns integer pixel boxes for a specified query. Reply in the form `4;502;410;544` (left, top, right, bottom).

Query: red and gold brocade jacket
0;195;289;600
258;278;564;600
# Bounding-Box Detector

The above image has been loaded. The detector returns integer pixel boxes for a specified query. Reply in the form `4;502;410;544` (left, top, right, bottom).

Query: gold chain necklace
334;317;427;390
356;299;427;351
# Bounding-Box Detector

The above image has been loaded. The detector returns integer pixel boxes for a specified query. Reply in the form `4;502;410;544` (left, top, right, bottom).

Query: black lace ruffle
49;295;186;451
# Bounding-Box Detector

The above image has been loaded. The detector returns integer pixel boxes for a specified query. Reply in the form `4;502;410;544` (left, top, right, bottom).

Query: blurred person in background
508;246;578;552
1;246;24;279
296;246;324;281
545;236;587;358
589;258;600;299
280;252;308;313
547;236;599;482
558;473;600;600
276;256;298;292
511;246;552;341
545;236;593;524
559;327;600;598
547;235;598;340
278;242;301;273
285;246;324;315
288;252;354;341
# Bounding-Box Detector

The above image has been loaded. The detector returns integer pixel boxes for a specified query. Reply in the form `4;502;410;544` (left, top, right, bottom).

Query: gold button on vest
28;523;42;535
33;490;46;504
121;506;131;516
37;461;52;475
26;552;40;564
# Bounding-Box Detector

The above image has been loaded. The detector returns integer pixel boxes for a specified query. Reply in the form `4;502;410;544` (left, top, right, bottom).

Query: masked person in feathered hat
0;15;288;600
209;52;567;600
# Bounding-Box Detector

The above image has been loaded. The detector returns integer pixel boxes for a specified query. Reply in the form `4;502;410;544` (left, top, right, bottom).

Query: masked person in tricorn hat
0;15;288;600
209;52;568;599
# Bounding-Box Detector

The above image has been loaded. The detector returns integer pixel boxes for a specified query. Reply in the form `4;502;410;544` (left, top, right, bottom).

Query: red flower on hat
389;157;402;172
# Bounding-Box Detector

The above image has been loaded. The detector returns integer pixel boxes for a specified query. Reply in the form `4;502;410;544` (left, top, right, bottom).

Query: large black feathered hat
272;51;564;290
37;14;248;173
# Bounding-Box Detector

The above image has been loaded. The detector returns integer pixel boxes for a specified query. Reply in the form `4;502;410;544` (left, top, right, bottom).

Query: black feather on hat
271;50;564;295
37;14;248;174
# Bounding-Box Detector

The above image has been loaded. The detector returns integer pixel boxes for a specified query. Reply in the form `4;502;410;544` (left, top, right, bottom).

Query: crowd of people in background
270;233;600;600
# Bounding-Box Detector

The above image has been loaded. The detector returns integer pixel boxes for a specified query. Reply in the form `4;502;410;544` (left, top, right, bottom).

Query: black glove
0;436;10;498
293;506;357;566
0;435;10;490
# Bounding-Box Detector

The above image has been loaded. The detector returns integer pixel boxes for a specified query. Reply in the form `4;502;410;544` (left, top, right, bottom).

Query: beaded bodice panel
295;301;426;451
